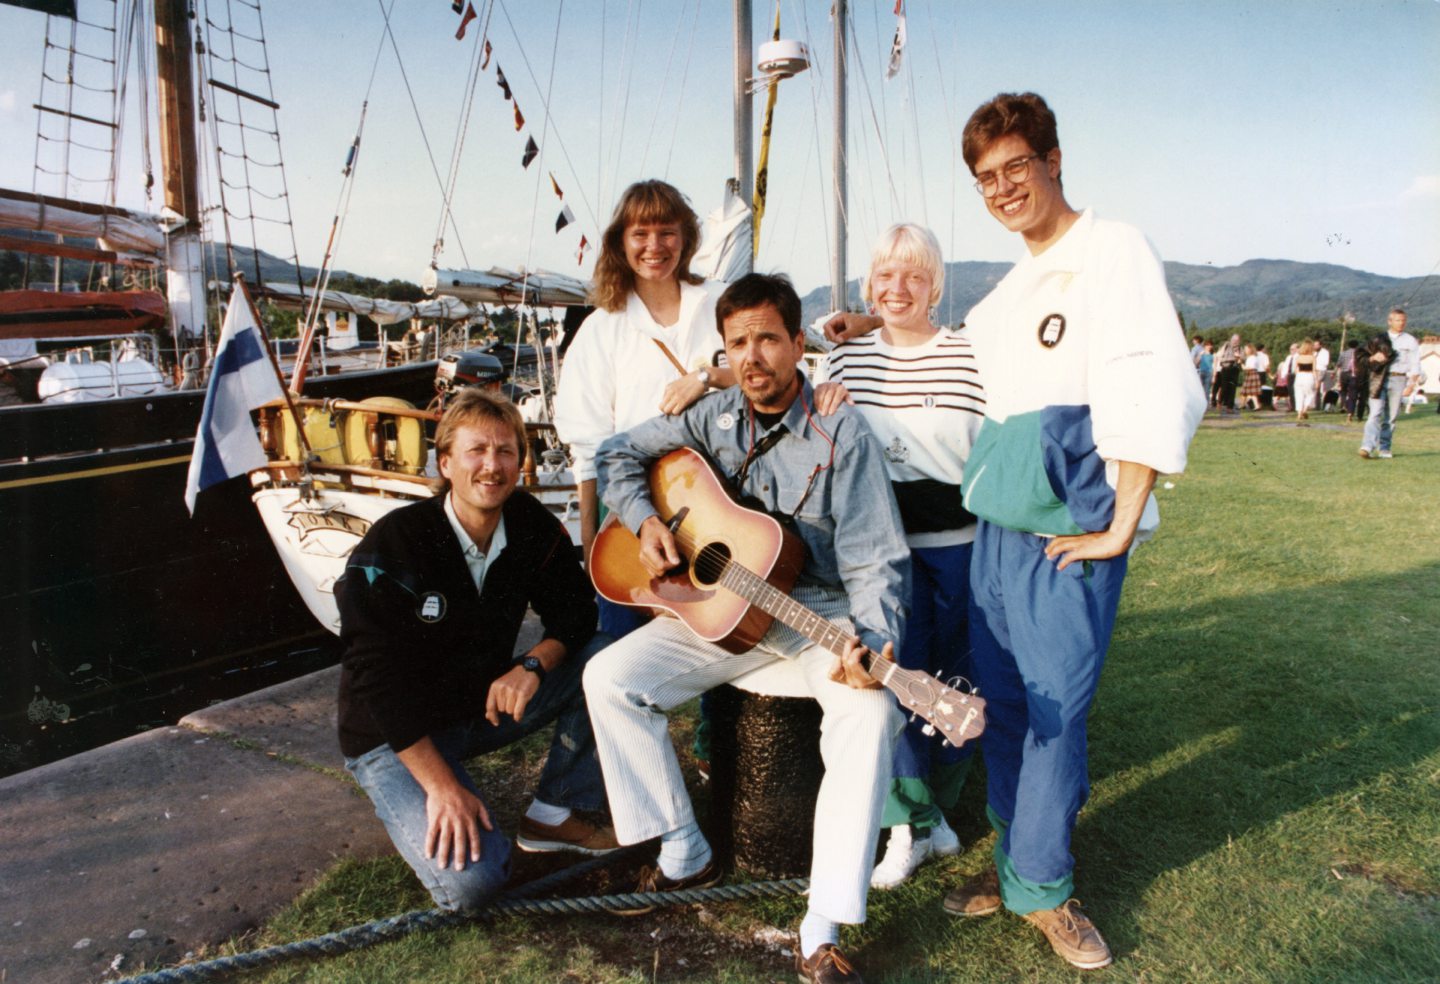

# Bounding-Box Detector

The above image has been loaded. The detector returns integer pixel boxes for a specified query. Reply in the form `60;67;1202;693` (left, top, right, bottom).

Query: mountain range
797;258;1438;332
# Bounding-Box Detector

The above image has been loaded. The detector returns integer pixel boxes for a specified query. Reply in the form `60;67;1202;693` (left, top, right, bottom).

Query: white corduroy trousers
583;606;902;925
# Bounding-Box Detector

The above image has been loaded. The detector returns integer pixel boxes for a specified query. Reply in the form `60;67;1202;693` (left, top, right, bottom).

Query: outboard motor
435;351;507;395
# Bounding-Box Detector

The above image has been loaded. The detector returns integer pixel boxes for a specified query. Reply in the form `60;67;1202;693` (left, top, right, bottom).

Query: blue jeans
1361;377;1407;452
346;633;612;910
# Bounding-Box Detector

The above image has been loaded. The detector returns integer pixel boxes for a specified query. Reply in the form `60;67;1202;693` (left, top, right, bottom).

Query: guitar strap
650;338;689;376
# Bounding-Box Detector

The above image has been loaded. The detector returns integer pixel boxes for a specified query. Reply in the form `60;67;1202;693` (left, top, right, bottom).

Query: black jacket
336;491;595;758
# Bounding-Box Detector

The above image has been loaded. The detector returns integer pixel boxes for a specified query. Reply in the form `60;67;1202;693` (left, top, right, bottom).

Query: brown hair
962;92;1061;177
434;388;527;489
589;180;704;312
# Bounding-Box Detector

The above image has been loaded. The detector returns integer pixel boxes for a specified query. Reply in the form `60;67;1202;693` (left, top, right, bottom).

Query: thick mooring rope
116;853;808;984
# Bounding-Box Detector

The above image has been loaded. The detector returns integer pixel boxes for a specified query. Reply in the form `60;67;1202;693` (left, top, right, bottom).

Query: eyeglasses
973;153;1044;198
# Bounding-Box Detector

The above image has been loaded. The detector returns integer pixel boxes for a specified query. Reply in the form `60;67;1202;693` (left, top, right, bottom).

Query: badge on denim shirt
717;412;736;431
417;592;447;622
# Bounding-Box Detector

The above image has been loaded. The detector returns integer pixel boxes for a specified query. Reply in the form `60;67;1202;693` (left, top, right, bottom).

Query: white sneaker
929;815;961;857
870;825;932;889
1377;450;1393;459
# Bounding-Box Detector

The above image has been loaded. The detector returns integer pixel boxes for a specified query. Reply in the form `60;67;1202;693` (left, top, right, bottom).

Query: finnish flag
184;289;284;514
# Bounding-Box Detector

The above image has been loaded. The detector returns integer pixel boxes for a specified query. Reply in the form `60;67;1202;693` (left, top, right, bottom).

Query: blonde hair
589;180;703;312
862;223;945;307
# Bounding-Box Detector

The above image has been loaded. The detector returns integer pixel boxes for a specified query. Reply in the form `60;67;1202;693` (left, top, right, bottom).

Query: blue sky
1;0;1437;302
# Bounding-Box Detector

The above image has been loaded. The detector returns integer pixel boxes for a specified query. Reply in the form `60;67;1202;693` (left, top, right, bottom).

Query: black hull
0;362;440;777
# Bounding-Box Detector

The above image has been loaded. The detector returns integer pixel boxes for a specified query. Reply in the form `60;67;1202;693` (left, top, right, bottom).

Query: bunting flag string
465;35;593;261
885;0;907;79
455;1;478;41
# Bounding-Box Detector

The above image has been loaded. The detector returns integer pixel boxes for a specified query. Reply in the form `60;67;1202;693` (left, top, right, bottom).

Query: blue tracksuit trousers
968;520;1127;914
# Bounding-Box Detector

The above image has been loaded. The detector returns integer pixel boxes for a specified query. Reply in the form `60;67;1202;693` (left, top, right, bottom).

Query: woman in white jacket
555;180;732;634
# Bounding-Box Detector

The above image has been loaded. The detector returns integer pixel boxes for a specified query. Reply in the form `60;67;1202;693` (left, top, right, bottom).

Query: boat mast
733;0;754;277
830;0;847;312
154;0;207;340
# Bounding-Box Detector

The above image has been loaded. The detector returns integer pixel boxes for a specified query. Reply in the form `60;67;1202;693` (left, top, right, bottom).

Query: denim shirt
596;378;910;655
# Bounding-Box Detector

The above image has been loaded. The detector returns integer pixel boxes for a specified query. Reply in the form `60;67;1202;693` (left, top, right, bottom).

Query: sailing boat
0;0;489;772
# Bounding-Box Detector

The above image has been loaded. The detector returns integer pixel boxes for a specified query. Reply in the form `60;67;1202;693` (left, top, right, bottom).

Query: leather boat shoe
608;859;722;916
942;866;1002;917
1022;898;1113;970
796;943;863;983
515;814;620;855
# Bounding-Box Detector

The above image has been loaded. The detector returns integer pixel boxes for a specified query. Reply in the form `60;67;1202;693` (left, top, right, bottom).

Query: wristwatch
516;654;546;683
695;368;711;388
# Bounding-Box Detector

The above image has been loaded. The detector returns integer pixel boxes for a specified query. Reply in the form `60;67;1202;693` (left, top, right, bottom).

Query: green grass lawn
230;409;1440;983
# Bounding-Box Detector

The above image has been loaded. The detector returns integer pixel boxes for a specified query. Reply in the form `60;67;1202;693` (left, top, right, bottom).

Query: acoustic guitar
589;447;985;748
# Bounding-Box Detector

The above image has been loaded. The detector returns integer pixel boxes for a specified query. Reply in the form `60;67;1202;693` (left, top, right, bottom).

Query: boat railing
255;398;572;490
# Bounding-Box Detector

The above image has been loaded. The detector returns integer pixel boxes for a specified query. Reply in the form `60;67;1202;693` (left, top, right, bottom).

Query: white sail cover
693;186;753;284
423;266;590;308
0;195;167;255
258;283;484;325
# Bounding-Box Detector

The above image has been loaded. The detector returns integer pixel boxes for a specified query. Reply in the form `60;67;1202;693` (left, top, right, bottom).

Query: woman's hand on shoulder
813;381;854;416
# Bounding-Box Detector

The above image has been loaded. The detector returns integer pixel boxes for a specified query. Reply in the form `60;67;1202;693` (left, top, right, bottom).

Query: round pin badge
1038;313;1066;348
717;412;736;431
417;592;447;623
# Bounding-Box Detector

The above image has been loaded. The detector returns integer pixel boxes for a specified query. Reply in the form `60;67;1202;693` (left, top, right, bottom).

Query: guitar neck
718;560;853;657
717;556;930;697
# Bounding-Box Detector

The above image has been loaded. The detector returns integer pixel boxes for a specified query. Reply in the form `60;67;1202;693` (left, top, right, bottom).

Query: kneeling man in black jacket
337;387;616;910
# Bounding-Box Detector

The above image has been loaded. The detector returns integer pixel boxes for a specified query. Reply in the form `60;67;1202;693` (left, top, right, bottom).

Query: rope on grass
115;865;808;984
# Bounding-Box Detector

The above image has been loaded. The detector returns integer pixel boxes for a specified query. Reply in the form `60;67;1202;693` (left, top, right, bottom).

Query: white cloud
0;89;16;114
1400;175;1440;201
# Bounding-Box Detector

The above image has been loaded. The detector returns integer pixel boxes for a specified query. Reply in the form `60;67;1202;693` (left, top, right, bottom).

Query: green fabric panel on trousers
988;805;1073;914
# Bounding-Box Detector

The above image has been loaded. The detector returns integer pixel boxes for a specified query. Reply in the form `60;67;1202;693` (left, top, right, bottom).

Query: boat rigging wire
635;0;691;178
601;0;640;212
660;0;704;179
371;0;473;269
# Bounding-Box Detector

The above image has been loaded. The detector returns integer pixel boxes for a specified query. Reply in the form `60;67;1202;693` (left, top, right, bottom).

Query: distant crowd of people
1190;307;1430;458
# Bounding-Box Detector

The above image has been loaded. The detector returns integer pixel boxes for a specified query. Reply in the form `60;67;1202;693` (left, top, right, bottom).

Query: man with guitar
585;273;912;984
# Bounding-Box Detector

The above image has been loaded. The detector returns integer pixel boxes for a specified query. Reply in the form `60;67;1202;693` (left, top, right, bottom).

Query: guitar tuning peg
921;723;936;737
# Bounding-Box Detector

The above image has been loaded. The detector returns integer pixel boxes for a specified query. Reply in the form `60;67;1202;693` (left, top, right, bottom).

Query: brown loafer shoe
608;859;722;916
942;867;1002;917
1022;898;1113;970
515;814;620;855
796;943;863;983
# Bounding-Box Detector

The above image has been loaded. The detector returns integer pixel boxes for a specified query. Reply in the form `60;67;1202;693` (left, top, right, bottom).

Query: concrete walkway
0;664;391;983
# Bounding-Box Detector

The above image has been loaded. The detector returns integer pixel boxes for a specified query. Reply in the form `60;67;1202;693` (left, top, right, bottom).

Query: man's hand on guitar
638;515;684;578
830;638;888;690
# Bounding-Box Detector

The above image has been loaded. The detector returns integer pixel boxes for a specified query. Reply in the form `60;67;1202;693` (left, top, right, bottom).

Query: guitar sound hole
692;542;731;586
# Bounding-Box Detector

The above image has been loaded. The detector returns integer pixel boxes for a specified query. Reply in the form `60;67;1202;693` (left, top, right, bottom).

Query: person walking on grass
1292;339;1318;422
1359;308;1420;458
1216;333;1243;413
1359;333;1397;459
